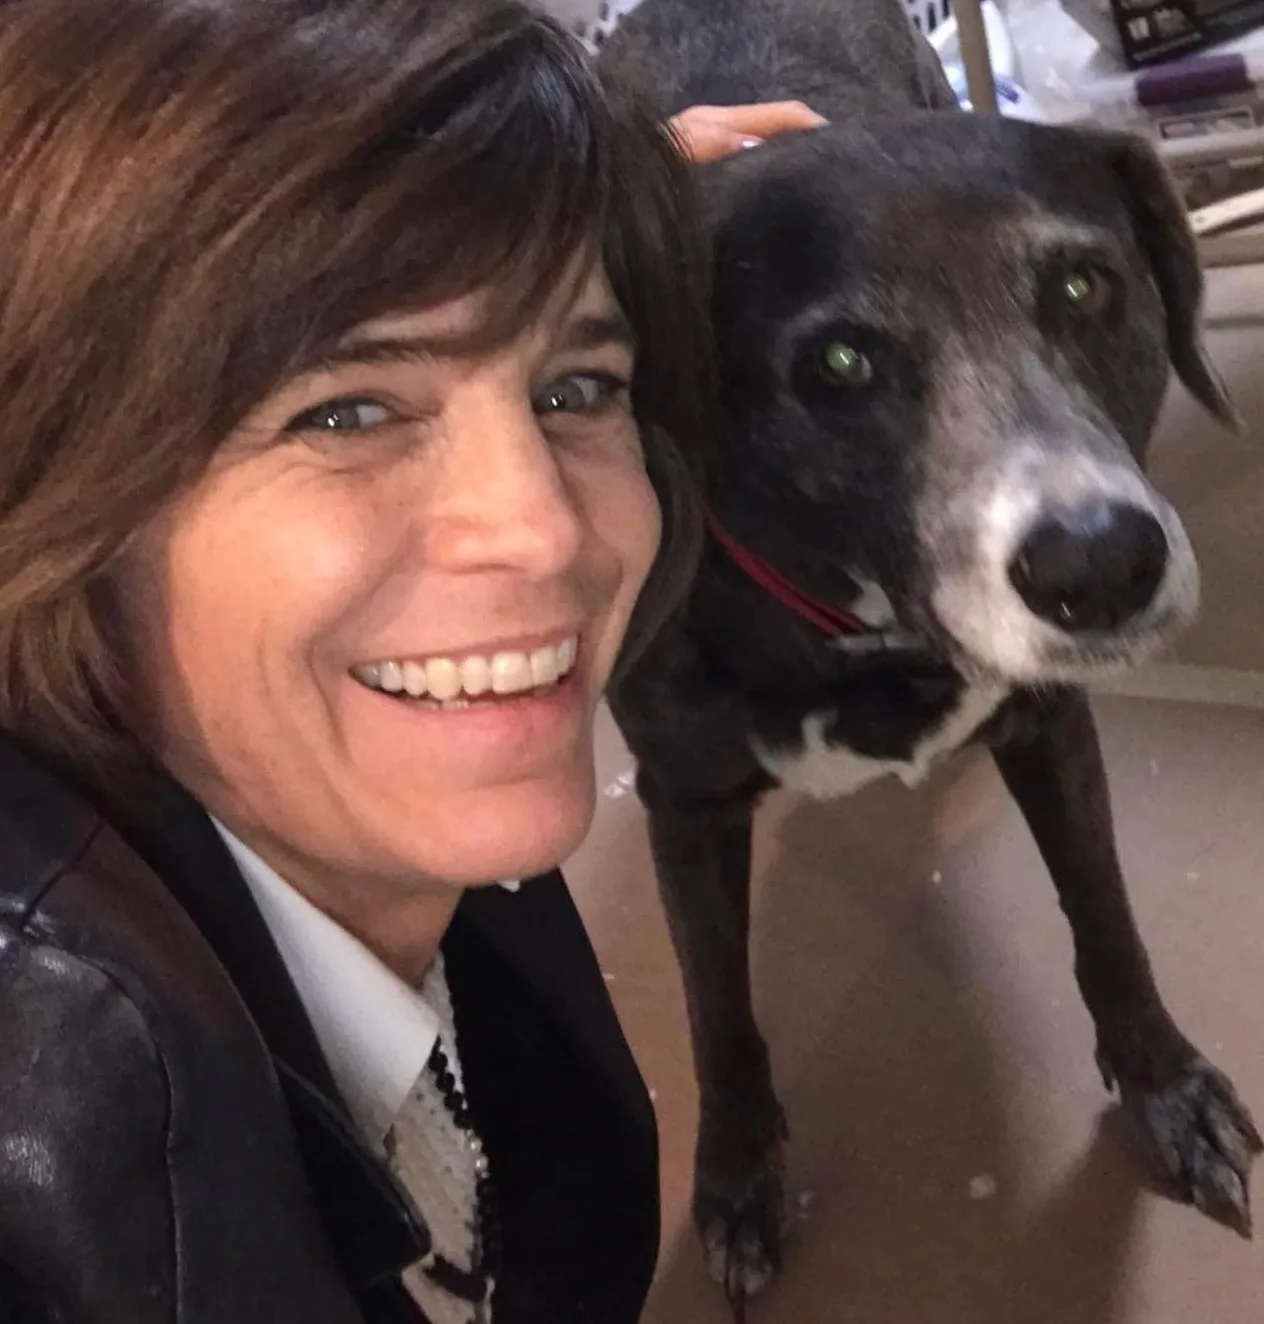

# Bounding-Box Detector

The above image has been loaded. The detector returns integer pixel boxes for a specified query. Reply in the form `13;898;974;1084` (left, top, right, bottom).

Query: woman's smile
350;630;580;705
343;628;590;771
345;650;587;761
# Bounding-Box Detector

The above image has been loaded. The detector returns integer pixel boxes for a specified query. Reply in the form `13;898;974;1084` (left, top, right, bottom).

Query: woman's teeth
352;636;578;703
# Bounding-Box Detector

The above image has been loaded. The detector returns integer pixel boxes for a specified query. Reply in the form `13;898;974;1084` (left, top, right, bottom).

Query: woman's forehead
346;262;623;359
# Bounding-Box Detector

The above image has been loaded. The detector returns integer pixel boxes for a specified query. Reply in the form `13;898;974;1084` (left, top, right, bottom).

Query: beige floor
567;265;1264;1321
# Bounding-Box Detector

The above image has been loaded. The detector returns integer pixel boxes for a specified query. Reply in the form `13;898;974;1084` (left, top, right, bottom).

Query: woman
0;1;821;1322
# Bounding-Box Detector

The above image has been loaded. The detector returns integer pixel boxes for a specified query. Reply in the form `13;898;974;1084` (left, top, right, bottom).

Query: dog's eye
819;341;873;387
1061;267;1111;318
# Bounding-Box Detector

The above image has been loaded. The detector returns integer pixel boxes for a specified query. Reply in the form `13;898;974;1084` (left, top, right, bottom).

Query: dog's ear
1104;131;1240;431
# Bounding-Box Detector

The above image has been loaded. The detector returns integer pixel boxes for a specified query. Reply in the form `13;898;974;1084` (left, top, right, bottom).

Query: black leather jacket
0;736;659;1323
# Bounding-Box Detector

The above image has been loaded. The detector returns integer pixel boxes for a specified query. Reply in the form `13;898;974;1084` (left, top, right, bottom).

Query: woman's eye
285;397;393;434
819;340;874;387
533;372;625;416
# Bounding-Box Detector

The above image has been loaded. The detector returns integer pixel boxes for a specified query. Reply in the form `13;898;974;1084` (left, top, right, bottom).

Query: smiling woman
0;1;719;1322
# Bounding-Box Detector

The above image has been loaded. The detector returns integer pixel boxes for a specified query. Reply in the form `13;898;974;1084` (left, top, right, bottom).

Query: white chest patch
751;685;1006;800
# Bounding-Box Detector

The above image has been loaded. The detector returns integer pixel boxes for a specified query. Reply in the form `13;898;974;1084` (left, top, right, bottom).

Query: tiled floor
567;265;1264;1321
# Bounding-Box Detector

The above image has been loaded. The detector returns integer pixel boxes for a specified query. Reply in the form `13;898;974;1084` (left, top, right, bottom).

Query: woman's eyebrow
306;311;636;377
310;337;438;372
555;311;636;354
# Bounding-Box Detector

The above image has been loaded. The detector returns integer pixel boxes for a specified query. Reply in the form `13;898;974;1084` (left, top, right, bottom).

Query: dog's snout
1007;500;1168;633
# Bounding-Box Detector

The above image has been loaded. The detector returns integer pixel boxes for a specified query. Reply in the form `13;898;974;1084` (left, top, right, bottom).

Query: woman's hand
667;101;827;164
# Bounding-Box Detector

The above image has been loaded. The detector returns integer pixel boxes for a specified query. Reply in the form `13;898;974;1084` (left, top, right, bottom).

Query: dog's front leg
992;687;1261;1232
638;770;786;1314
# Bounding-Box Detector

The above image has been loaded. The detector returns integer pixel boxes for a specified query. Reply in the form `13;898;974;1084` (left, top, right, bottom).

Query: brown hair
0;0;710;773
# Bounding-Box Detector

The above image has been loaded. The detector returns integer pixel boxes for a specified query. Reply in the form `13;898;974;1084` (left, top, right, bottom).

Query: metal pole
953;0;999;115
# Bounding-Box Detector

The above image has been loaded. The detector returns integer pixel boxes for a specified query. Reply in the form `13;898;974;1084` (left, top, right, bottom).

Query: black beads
421;1038;502;1307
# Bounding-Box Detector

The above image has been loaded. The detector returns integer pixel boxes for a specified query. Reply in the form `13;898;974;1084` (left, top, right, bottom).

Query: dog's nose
1008;501;1168;632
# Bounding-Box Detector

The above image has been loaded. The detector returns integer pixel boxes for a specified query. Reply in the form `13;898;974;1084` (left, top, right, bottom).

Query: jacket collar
117;768;429;1287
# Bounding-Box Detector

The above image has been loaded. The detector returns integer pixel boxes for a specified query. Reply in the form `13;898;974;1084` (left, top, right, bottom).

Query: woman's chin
388;771;599;889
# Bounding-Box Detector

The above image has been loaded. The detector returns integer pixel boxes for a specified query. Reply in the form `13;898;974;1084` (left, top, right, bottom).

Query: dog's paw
696;1167;786;1319
1116;1053;1263;1236
693;1117;790;1320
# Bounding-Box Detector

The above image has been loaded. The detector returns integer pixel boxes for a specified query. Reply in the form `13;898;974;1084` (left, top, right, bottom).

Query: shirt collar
210;820;439;1144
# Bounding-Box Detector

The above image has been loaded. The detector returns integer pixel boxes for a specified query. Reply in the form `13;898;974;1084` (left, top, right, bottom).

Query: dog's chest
750;685;1005;800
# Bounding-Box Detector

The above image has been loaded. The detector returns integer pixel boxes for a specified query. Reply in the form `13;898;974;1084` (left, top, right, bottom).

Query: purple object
1136;52;1252;106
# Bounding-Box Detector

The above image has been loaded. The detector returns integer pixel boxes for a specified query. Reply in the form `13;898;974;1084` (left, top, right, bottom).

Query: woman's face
118;264;660;906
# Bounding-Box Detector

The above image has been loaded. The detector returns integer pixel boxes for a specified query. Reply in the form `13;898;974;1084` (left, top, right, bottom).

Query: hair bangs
370;30;614;352
218;13;615;410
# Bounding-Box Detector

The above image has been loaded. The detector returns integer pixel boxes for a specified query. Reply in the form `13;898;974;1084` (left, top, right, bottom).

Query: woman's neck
332;890;461;984
219;818;462;983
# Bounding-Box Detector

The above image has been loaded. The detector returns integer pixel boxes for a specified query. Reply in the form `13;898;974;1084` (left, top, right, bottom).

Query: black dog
600;0;1262;1309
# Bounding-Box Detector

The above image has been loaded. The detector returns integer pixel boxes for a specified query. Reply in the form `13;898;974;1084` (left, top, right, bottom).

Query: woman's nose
424;396;585;578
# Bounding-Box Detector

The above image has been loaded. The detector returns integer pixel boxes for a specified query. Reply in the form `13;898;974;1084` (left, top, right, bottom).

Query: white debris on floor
968;1174;998;1201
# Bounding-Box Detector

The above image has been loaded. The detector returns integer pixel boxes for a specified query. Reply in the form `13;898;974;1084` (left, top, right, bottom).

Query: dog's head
701;114;1234;685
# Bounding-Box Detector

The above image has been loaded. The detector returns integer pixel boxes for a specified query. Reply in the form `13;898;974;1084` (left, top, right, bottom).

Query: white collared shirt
212;821;442;1144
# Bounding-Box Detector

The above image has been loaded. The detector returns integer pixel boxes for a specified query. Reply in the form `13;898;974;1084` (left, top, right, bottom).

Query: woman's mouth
350;635;579;710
